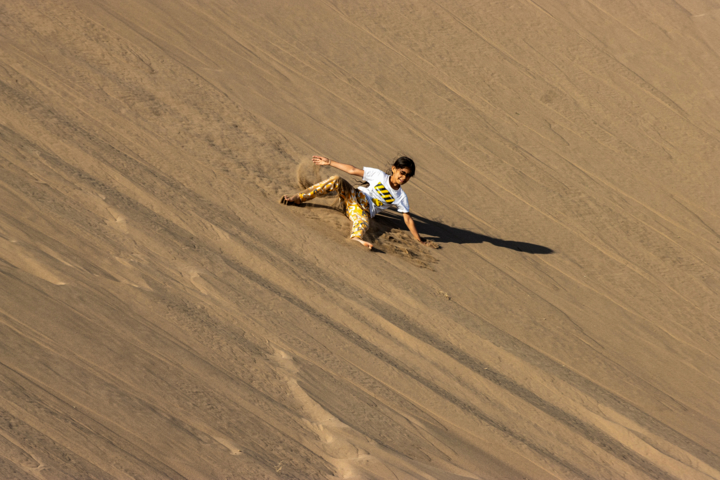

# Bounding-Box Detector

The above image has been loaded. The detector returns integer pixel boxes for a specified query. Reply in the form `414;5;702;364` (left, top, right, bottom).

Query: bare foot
279;194;301;205
351;237;374;250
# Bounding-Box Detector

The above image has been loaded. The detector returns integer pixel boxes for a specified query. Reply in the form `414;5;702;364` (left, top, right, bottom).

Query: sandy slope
1;0;719;478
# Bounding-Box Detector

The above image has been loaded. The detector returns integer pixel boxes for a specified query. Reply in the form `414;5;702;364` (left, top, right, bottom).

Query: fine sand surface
2;1;720;478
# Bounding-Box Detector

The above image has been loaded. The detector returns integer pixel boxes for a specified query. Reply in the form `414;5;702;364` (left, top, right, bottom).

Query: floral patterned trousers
299;176;370;239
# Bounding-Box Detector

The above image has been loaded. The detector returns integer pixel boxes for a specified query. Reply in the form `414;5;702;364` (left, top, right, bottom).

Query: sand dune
1;1;719;478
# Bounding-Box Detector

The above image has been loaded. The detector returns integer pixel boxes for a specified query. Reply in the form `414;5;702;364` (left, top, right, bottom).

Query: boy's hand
312;155;331;166
313;156;364;177
421;238;440;249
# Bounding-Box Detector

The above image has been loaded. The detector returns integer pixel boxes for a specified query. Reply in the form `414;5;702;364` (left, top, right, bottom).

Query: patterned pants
299;176;370;239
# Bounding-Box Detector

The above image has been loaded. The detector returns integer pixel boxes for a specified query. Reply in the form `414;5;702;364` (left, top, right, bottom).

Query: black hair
388;156;416;178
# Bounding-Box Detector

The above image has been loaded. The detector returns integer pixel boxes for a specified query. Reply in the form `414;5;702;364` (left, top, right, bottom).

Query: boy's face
391;166;412;186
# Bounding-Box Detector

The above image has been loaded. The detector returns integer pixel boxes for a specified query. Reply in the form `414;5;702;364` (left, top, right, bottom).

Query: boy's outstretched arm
313;155;364;177
403;213;426;244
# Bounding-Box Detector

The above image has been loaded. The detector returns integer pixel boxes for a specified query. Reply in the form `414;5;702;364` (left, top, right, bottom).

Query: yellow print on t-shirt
374;183;394;206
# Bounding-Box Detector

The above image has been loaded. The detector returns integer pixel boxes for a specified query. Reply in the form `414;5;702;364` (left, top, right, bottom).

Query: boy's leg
299;176;353;202
281;176;352;204
346;190;372;249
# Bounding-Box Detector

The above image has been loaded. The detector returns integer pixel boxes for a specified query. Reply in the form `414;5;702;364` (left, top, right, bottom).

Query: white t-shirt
358;167;410;218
